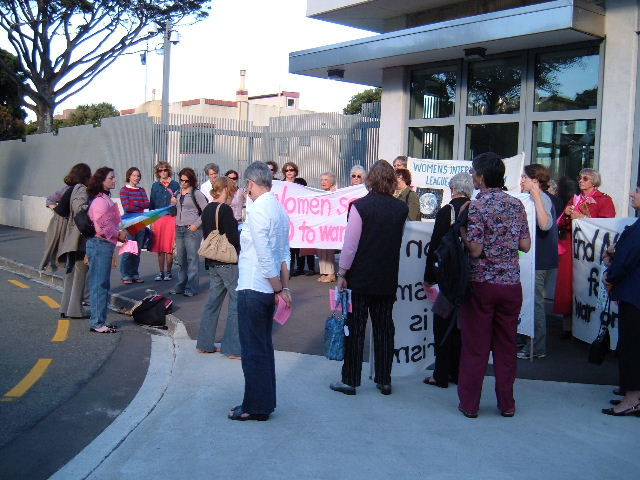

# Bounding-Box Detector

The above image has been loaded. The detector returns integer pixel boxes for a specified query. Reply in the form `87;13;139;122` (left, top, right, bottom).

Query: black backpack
74;198;96;237
434;202;472;307
131;294;173;329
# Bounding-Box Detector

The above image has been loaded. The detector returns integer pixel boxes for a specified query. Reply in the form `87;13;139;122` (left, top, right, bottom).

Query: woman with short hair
86;167;127;333
350;165;366;186
393;155;408;170
200;163;220;203
330;160;408;396
119;167;149;284
395;168;420;221
318;172;337;283
149;162;179;281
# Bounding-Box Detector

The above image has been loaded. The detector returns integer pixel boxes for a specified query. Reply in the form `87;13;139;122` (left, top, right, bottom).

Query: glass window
465;123;519;159
409;126;454;159
410;67;456;119
532;119;596;181
535;49;599;112
467;57;523;115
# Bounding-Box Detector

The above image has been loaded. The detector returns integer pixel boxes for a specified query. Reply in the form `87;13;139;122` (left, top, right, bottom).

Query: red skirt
150;215;176;253
554;235;573;315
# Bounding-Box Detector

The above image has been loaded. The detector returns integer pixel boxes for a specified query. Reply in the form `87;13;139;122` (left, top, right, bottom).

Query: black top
200;202;241;266
424;196;470;284
535;192;559;270
347;192;408;296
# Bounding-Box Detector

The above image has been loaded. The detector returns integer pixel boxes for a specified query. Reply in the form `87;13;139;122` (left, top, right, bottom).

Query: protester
86;167;126;333
602;184;640;417
331;160;408;396
200;163;220;203
58;163;92;319
282;162;316;276
170;167;208;297
225;169;245;223
517;164;558;359
393;155;408;170
555;168;615;338
350;165;366;185
266;161;279;179
457;152;530;418
197;177;241;358
149;162;179;281
395;168;420;220
318;172;337;283
119;167;149;284
423;172;473;388
228;161;291;421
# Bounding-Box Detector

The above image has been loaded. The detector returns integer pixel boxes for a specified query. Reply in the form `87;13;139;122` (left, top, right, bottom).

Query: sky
43;0;375;117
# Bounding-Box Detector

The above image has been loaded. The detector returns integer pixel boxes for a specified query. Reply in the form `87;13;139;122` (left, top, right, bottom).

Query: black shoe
330;381;356;395
601;403;640;416
610;399;622;406
376;383;392;395
458;406;478;418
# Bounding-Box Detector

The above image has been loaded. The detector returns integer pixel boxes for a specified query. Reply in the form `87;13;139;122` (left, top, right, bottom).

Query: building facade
290;0;640;215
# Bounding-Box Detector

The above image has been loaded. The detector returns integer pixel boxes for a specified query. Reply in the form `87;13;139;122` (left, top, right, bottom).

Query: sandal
90;326;117;333
105;324;118;329
227;405;269;421
133;278;145;283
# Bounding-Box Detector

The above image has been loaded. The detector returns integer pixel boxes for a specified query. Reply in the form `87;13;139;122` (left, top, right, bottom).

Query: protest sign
571;218;636;346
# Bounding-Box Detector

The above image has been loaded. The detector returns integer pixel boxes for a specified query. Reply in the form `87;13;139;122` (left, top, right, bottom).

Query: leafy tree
343;88;381;115
0;1;210;133
0;48;27;140
66;102;120;127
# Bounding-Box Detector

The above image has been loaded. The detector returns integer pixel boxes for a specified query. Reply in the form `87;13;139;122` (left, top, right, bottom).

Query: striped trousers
341;293;396;387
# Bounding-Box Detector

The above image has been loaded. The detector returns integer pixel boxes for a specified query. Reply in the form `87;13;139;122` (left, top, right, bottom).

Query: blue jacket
149;180;179;211
608;218;640;310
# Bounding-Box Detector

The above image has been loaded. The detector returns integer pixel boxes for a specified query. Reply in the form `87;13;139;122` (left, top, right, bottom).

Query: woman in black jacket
196;177;242;358
422;172;474;388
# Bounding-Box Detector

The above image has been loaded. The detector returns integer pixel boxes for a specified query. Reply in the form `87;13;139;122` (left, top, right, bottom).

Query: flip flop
227;405;269;421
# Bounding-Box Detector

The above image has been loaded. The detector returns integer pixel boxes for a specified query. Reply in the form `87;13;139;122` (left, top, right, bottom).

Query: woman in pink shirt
87;167;127;333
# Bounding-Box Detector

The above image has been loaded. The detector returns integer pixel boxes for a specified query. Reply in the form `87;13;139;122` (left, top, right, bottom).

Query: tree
0;48;27;140
66;102;120;127
343;88;381;115
0;1;210;133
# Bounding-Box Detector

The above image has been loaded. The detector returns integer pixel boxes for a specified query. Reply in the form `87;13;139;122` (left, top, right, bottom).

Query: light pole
161;20;172;126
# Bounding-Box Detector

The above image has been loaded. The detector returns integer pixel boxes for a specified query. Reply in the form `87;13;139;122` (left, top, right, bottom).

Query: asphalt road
0;268;153;479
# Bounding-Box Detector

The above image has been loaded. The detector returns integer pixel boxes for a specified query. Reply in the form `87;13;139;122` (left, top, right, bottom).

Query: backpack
131;293;173;329
434;202;472;307
74;200;96;237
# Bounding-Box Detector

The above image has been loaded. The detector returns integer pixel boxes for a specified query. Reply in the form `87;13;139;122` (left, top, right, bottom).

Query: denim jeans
196;264;240;356
86;237;115;329
175;225;203;294
119;228;146;280
238;289;276;415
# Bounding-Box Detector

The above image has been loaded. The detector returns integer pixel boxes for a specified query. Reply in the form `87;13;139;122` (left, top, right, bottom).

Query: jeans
120;228;146;280
238;289;276;415
196;264;241;356
533;270;549;356
175;226;203;294
86;237;115;329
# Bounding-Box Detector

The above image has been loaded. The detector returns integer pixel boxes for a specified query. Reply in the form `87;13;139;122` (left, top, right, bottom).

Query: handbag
588;298;611;365
197;204;238;263
73;200;95;237
324;291;349;361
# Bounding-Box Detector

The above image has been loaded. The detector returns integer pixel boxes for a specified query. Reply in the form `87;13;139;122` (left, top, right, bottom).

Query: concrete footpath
1;225;638;479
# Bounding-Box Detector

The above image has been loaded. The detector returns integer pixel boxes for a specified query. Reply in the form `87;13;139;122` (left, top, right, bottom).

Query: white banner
571;218;636;346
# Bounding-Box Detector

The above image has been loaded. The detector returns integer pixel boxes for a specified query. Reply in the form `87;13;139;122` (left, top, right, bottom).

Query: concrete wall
379;67;408;162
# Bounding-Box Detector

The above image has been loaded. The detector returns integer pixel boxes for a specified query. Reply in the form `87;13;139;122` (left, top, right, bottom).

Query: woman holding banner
601;185;640;417
555;168;615;338
318;172;337;283
330;160;408;396
283;162;316;276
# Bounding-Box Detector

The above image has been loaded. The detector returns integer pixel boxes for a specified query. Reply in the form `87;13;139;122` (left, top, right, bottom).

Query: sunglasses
578;176;592;182
284;169;296;173
157;168;169;173
228;176;238;181
180;178;190;183
351;174;362;178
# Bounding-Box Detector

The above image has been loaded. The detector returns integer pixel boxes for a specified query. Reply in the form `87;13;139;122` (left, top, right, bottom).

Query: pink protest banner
270;181;367;249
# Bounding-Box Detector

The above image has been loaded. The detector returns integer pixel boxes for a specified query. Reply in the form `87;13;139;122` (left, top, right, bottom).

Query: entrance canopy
290;0;604;87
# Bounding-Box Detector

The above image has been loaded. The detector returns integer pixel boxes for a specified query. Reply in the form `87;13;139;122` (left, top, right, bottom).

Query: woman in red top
555;168;615;337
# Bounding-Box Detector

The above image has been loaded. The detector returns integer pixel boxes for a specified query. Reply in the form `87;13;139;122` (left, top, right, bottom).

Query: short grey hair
204;163;219;175
321;171;336;186
579;168;602;187
350;165;366;179
449;172;474;198
244;162;273;188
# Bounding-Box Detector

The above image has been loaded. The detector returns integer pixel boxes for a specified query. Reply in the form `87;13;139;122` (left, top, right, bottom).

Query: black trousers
618;302;640;392
432;313;461;387
341;293;395;387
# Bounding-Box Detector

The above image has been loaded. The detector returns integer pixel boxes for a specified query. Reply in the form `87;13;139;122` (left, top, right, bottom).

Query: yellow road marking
4;358;52;398
38;295;61;309
51;319;70;342
8;279;29;289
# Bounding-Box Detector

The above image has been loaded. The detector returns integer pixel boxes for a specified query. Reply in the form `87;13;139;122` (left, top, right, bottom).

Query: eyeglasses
180;178;190;183
351;174;362;178
157;168;169;173
284;169;296;173
578;175;592;182
228;176;238;181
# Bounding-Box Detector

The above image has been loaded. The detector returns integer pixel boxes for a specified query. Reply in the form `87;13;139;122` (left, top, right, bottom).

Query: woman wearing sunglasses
350;165;366;186
149;162;180;281
555;168;615;338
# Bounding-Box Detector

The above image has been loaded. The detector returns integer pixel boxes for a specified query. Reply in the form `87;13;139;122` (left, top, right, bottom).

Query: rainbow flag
121;206;175;236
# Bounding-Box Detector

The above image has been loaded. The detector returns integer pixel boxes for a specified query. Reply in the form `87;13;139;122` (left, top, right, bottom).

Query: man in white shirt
200;163;219;203
228;162;291;422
